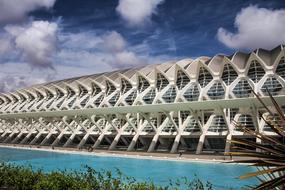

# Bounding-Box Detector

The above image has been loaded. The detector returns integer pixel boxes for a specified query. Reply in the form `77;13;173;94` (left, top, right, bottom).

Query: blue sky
0;0;285;92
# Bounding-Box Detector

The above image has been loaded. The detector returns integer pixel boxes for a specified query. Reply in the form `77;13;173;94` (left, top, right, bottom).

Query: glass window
138;76;149;93
261;77;283;96
156;73;169;91
236;114;255;131
208;116;227;132
222;64;238;85
80;96;90;108
78;85;88;97
27;92;35;102
66;87;76;99
162;117;178;132
106;81;116;96
55;89;64;100
184;116;200;132
198;67;213;88
230;108;239;121
36;91;44;101
248;60;265;83
125;90;137;105
143;89;156;104
276;57;285;79
142;118;156;132
56;99;65;108
94;94;104;107
121;78;132;94
181;111;190;122
162;86;177;103
91;83;101;96
183;84;199;101
207;82;225;100
176;70;190;90
108;92;120;106
232;79;252;98
68;97;76;108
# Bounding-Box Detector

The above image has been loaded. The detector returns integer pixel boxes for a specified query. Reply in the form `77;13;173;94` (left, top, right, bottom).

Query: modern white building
0;45;284;154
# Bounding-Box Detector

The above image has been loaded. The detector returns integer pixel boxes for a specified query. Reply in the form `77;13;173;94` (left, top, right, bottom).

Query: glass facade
232;79;252;98
162;86;177;103
207;82;225;100
208;116;227;132
236;114;255;131
176;70;190;90
125;91;137;105
143;89;156;104
261;77;283;96
121;78;132;94
222;64;238;85
183;84;199;101
198;67;213;88
248;60;265;83
156;73;169;92
106;81;116;96
138;76;149;93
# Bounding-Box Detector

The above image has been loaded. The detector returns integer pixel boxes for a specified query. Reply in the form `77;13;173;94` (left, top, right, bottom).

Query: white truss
0;45;285;154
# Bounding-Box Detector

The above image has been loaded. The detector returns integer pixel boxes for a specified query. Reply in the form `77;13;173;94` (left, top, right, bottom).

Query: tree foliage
227;90;285;190
0;163;213;190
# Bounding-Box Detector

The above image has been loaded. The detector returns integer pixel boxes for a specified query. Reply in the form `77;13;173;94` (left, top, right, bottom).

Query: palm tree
226;90;285;190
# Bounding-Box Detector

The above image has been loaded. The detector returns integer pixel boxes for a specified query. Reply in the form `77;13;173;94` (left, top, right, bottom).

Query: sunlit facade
0;45;284;154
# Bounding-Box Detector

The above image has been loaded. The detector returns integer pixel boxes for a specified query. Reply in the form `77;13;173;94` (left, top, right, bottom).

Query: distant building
0;45;284;154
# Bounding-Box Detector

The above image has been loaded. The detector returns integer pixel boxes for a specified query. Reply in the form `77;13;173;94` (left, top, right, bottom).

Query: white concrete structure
0;45;285;154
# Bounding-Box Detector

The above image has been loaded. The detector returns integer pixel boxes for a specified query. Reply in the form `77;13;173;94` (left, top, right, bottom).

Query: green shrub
0;163;213;190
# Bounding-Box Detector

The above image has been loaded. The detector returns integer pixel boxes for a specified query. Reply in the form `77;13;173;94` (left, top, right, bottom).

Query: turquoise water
0;147;258;189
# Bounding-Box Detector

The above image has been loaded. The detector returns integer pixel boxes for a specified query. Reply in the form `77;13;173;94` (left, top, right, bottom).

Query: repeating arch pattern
0;46;284;154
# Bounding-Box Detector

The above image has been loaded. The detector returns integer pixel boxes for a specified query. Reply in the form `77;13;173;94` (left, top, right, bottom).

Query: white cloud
217;5;285;50
0;38;13;55
101;31;127;52
0;62;55;92
0;0;56;24
4;21;58;69
113;51;144;67
116;0;164;26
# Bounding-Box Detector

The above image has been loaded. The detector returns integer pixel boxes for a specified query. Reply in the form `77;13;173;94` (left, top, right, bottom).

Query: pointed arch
207;82;225;100
106;80;116;96
156;73;169;91
176;70;190;90
232;79;252;98
162;86;177;103
221;64;238;85
91;82;102;96
183;84;199;101
198;67;213;88
125;90;137;105
138;75;150;93
108;92;120;106
121;78;132;94
261;77;283;96
248;60;265;83
143;89;156;104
